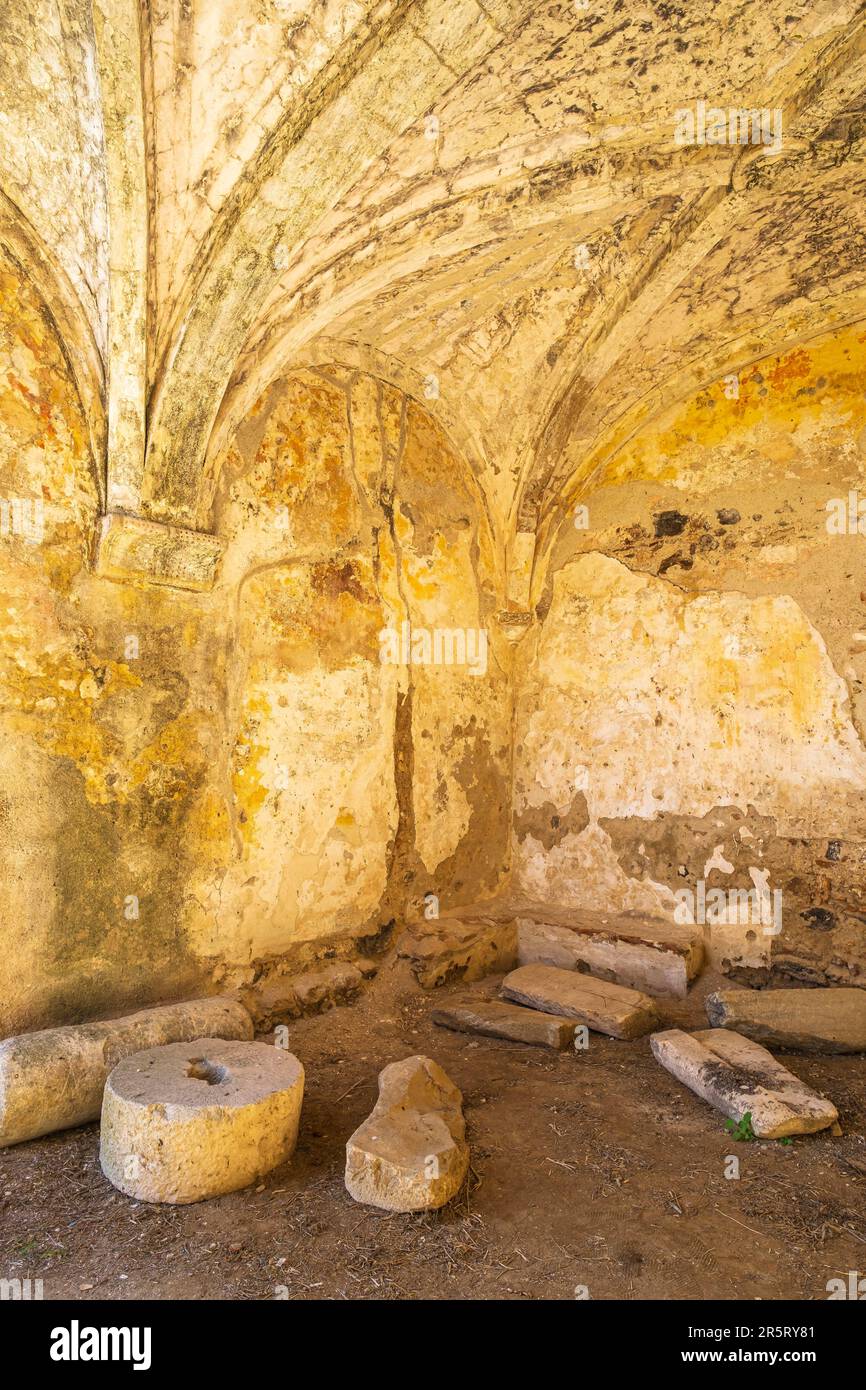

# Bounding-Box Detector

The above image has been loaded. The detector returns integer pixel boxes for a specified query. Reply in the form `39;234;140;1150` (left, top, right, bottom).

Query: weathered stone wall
514;325;866;987
0;258;509;1033
0;247;214;1032
3;0;866;1032
191;367;510;977
4;242;864;1029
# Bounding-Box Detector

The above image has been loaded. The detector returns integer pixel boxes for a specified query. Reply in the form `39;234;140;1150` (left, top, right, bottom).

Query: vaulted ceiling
1;0;864;588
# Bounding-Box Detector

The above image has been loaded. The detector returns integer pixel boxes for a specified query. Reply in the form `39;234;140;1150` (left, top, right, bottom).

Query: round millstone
99;1039;304;1204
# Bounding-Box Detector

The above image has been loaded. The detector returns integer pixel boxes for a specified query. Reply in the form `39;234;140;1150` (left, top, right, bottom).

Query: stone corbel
93;513;224;592
498;529;536;640
495;609;533;643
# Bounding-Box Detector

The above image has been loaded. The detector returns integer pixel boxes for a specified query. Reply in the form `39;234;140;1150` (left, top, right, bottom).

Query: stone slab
650;1027;839;1138
513;902;703;961
705;988;866;1053
517;915;699;998
431;998;575;1049
0;997;254;1148
501;963;659;1039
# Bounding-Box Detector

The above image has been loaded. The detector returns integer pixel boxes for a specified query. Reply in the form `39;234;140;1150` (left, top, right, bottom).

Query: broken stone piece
517;909;703;998
650;1027;838;1138
100;1039;304;1203
501;963;659;1039
345;1055;469;1211
706;987;866;1053
397;916;518;988
0;997;254;1148
240;962;365;1029
432;998;575;1050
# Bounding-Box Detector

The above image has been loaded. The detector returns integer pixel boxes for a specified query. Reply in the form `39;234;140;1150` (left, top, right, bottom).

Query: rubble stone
345;1055;469;1211
398;917;518;988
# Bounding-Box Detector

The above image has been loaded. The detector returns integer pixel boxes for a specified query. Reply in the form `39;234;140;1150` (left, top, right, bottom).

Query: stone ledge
93;512;224;591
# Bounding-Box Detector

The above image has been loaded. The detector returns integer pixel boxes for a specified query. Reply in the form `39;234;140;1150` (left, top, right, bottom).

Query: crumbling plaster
0;261;510;1032
516;326;866;985
1;2;866;1028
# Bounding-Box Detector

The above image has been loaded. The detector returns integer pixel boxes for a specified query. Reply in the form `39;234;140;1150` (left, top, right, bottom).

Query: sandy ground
1;962;864;1301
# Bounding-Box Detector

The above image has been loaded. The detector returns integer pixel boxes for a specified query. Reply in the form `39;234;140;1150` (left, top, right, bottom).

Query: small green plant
15;1236;66;1261
725;1111;756;1142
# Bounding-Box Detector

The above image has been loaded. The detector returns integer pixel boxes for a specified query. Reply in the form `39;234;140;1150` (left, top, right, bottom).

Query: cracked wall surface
1;2;866;1027
0;271;509;1031
188;367;510;978
516;326;866;986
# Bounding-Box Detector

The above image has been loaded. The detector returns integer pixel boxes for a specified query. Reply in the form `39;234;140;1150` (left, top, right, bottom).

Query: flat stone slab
516;906;703;999
650;1027;839;1138
345;1055;469;1211
398;916;518;988
0;997;254;1148
706;988;866;1054
100;1039;304;1204
431;998;575;1050
501;963;659;1039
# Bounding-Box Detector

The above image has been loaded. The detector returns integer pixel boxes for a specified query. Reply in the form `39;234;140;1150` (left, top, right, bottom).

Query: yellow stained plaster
604;325;866;487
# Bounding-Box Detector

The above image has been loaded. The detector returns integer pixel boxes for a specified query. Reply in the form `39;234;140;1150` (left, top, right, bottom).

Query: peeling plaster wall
0;267;509;1032
515;326;866;986
3;0;866;1032
0;248;214;1033
196;369;511;972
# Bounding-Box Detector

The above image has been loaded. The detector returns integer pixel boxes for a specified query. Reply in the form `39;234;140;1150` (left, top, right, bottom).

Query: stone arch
181;366;511;967
139;0;533;530
528;293;866;605
512;319;866;980
0;190;106;501
207;339;494;549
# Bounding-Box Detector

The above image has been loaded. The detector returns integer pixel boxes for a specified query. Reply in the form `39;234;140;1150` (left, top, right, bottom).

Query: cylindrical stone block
0;997;254;1148
100;1039;305;1203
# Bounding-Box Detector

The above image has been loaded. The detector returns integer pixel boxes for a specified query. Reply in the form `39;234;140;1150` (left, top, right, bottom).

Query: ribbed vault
0;0;864;591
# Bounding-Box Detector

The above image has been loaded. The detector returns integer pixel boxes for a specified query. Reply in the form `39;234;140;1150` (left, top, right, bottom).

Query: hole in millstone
186;1058;229;1085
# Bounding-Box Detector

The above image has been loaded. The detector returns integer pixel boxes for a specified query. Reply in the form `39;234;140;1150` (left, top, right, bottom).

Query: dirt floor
2;961;865;1301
